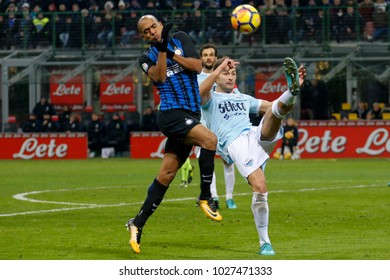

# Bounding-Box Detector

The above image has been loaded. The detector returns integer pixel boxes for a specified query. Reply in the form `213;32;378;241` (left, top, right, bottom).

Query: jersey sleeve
138;54;155;75
173;31;199;59
248;95;262;114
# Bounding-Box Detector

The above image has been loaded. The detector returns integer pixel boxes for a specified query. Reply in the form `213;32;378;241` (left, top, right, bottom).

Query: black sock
198;148;216;199
133;178;168;228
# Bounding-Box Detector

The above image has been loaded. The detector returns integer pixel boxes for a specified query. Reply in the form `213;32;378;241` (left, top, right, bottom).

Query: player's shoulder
139;47;153;60
172;31;191;40
236;92;257;102
141;45;155;56
172;31;194;46
231;92;251;100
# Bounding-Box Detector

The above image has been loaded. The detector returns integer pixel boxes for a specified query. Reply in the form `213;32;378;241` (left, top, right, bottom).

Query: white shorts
227;122;283;179
256;116;283;155
227;127;269;178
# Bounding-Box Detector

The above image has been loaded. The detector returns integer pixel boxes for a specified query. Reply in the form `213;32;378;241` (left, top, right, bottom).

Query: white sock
251;192;271;247
271;90;296;119
210;171;218;199
271;101;285;119
278;89;296;106
224;164;235;200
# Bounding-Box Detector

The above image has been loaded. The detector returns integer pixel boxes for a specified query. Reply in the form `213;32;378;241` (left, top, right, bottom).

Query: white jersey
201;90;262;164
197;71;211;127
197;71;210;85
198;71;241;127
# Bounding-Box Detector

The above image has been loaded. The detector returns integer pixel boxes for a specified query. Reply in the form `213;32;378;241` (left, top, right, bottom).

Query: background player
198;43;238;209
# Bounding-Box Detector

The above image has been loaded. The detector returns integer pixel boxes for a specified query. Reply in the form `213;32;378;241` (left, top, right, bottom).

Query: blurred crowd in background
0;0;389;50
1;0;389;157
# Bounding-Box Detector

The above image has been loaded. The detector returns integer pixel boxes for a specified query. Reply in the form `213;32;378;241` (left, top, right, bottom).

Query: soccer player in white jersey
197;44;238;209
199;56;306;255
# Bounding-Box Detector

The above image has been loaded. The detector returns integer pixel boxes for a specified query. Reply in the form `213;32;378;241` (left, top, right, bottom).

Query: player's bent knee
203;133;217;150
260;135;274;142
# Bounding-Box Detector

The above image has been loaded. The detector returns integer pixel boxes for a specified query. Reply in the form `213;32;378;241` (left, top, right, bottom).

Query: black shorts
157;109;201;163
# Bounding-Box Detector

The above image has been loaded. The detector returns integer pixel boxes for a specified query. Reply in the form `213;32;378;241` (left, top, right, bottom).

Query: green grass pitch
0;158;389;260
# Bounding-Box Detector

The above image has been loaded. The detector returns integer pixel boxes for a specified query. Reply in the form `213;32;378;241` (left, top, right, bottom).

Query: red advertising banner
130;132;197;159
130;121;390;159
291;120;390;158
99;69;134;110
50;69;84;105
0;133;88;160
255;65;288;101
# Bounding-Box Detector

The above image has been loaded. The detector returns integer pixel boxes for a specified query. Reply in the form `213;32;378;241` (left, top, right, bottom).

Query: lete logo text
297;128;390;156
13;138;68;159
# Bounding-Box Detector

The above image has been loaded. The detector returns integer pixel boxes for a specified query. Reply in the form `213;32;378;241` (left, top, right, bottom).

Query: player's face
201;48;217;70
216;67;236;93
139;17;163;42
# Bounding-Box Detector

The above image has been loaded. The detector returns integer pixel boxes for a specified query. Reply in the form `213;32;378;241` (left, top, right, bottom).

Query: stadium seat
341;103;351;110
332;113;340;120
348;113;358;120
382;113;390;120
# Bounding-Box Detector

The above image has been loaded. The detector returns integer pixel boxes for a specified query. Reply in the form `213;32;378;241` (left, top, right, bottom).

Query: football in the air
230;4;261;34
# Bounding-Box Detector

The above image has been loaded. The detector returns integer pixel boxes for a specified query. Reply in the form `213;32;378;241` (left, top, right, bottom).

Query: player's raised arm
199;57;237;105
170;32;202;73
172;55;202;74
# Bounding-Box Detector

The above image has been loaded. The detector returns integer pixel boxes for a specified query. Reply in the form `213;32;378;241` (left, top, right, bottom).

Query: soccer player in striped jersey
126;15;221;254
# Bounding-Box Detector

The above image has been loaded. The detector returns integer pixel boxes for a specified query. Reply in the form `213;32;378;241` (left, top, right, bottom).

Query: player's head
200;44;218;71
214;56;236;93
137;15;163;42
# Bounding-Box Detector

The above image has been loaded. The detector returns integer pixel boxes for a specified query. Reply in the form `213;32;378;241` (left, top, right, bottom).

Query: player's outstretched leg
267;57;300;123
283;57;300;96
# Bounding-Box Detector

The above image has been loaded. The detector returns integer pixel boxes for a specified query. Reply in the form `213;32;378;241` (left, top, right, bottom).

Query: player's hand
151;22;173;53
227;59;240;69
220;58;239;72
298;65;306;86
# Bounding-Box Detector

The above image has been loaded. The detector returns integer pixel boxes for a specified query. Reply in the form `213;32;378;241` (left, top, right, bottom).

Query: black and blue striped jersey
139;31;201;113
